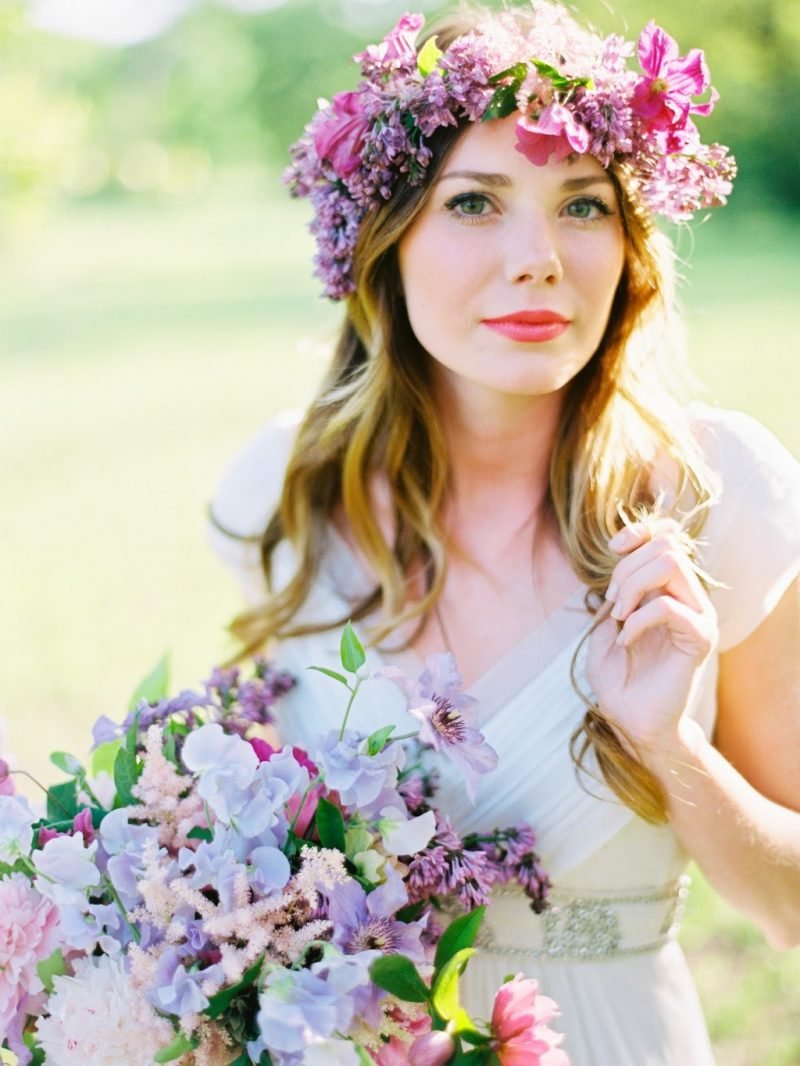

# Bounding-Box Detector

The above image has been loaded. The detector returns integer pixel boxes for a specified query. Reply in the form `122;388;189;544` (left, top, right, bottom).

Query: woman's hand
586;520;718;751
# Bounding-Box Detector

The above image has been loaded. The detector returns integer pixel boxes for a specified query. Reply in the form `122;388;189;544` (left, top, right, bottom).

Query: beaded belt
471;876;690;962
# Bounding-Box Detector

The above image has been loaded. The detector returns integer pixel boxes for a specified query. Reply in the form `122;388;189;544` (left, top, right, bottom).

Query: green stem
338;679;361;741
102;875;141;944
8;770;74;818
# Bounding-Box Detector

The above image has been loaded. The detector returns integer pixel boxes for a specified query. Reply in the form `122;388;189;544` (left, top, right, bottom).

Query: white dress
209;405;800;1066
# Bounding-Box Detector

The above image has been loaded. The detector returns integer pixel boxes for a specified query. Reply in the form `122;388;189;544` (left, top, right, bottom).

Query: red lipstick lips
482;310;569;343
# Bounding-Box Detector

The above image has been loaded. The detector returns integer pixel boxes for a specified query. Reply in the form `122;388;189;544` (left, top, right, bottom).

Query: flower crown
285;3;736;300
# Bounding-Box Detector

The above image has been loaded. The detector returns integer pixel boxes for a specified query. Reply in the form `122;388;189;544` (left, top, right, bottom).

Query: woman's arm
592;524;800;949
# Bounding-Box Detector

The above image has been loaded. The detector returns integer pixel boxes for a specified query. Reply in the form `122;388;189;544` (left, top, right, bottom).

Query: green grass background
1;175;799;1062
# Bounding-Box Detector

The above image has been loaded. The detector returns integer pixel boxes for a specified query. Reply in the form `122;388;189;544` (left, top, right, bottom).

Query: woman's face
398;115;626;405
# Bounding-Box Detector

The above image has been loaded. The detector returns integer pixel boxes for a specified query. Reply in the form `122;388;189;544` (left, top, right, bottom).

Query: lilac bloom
315;729;405;813
0;794;35;862
384;653;498;801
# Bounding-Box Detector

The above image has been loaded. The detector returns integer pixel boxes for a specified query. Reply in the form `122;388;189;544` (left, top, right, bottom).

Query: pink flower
515;104;590;166
312;91;371;178
631;22;716;135
38;806;96;848
356;12;424;71
0;874;61;1049
409;1030;456;1065
491;974;569;1066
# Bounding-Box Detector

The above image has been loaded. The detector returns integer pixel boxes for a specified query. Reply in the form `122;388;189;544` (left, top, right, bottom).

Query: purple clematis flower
328;865;427;965
383;653;498;802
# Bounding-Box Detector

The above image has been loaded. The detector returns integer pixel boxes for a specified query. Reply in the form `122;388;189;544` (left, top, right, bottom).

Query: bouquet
0;626;568;1065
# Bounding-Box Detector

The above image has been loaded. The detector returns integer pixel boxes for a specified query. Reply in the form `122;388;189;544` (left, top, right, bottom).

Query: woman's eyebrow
437;170;511;187
561;174;616;191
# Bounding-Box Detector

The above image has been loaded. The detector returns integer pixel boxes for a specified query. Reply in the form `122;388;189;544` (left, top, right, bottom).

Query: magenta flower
515;103;591;166
312;91;371;179
355;12;424;72
491;974;569;1066
632;22;716;135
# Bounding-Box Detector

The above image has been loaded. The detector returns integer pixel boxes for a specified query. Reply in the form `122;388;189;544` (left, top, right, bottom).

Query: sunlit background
1;2;798;1061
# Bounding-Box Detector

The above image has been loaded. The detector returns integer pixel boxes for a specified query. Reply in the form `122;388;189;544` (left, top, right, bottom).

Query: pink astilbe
131;725;205;850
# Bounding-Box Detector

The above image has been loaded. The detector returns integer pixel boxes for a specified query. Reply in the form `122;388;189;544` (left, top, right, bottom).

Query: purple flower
328;865;427;964
406;814;496;909
355;13;424;74
248;949;373;1061
149;947;224;1015
385;654;497;802
315;729;404;815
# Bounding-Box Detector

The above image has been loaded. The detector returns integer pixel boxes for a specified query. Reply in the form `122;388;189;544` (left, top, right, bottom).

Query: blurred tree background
1;3;799;1062
2;0;799;214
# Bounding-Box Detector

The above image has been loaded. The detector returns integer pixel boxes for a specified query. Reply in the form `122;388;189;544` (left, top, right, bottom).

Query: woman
209;5;800;1063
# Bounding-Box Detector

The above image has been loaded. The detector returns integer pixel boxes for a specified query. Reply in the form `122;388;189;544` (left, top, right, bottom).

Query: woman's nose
504;218;564;286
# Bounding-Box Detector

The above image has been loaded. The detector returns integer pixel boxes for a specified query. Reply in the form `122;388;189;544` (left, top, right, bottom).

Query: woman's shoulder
209;410;302;540
688;403;800;650
207;411;301;603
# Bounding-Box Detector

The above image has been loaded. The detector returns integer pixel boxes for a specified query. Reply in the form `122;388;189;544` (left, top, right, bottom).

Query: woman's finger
608;546;707;621
615;593;717;655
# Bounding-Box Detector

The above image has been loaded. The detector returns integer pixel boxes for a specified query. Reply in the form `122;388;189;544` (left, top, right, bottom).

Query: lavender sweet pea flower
383;653;498;801
181;723;258;823
0;794;35;862
378;805;436;857
33;834;101;909
150;947;224;1016
100;808;161;907
250;845;291;897
315;729;404;813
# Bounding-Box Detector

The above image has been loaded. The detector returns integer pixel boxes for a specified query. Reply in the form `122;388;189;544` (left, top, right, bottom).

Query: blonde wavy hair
230;8;720;823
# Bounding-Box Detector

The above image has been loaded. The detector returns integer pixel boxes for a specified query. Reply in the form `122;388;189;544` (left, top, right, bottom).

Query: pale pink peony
491;974;569;1065
0;875;61;1049
515;104;590;166
34;954;174;1066
312;91;371;178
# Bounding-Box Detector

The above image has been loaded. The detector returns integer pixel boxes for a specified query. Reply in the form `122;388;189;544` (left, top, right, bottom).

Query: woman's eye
445;192;492;218
564;196;612;221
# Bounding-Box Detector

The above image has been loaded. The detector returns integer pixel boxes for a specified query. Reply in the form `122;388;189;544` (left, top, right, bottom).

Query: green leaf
128;652;171;711
226;1054;251;1066
488;61;528;85
187;826;213;843
431;947;476;1031
46;779;78;821
113;745;140;807
369;954;430;1003
49;751;83;777
355;1048;374;1066
36;948;66;993
91;737;122;777
434;905;486;973
417;35;443;76
315;797;346;852
366;724;395;756
482;84;520;121
154;1032;198;1063
307;665;349;687
340;622;366;674
206;956;264;1019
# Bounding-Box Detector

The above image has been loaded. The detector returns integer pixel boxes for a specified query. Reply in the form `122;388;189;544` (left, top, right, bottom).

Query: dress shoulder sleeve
206;411;301;604
692;404;800;652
